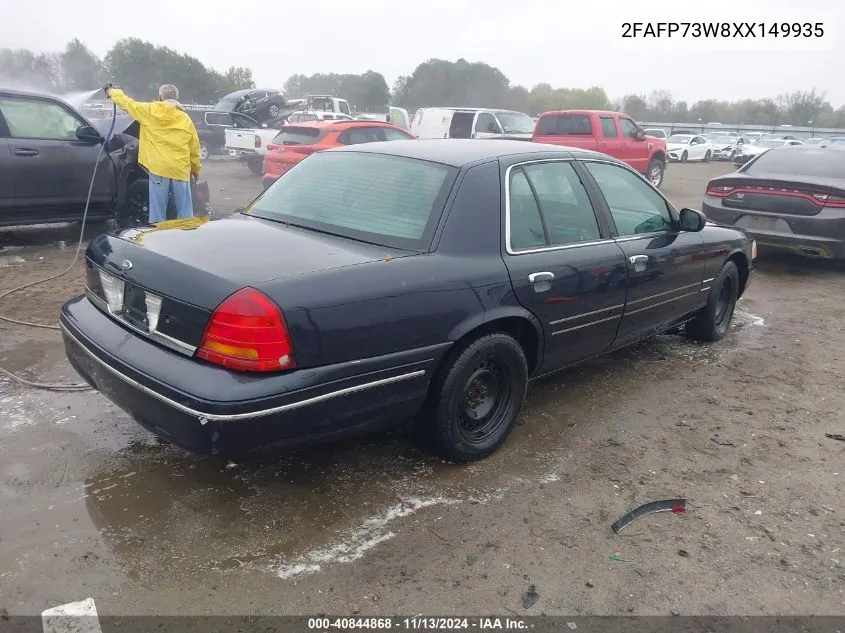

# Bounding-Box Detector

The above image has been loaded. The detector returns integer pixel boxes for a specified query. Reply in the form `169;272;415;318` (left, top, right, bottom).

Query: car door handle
628;255;649;272
528;271;554;283
14;148;39;157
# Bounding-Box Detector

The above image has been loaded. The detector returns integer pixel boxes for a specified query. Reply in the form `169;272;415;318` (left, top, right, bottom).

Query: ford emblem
121;259;133;271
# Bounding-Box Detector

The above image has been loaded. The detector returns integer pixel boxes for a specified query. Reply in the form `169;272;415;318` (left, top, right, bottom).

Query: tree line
0;39;255;104
2;40;843;128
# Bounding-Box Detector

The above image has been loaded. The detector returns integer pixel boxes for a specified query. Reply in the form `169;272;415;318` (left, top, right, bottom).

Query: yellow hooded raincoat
108;89;201;182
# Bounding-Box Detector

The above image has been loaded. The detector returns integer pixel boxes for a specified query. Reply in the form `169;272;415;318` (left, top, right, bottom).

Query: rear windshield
246;152;458;250
272;127;323;145
535;114;592;135
745;148;845;179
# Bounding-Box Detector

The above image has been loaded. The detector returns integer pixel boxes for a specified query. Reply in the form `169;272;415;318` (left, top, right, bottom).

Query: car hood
91;114;135;137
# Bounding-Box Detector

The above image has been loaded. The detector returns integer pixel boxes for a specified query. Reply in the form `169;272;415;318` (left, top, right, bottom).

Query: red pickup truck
531;110;668;188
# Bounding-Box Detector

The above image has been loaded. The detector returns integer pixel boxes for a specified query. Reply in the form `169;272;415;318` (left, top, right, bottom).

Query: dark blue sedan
61;140;755;462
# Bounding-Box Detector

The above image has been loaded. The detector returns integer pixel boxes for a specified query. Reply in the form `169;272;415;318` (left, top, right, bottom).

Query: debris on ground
349;604;360;614
825;433;845;442
522;584;539;609
677;549;689;557
671;609;680;616
611;498;687;534
609;554;627;562
711;435;734;446
585;580;594;588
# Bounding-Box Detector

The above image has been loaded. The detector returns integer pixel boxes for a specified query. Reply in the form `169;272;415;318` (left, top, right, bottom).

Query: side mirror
76;124;103;144
678;208;706;232
634;128;645;141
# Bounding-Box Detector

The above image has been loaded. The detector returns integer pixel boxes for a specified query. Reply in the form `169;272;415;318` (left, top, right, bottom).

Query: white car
666;134;713;162
732;138;803;165
643;127;667;139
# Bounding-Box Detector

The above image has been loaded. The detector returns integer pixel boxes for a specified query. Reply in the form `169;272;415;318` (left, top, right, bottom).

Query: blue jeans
148;174;193;223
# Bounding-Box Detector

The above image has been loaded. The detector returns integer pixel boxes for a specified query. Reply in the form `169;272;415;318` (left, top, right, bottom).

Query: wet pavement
2;161;845;617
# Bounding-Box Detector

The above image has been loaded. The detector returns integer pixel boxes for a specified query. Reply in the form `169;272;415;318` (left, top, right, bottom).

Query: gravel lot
1;158;844;617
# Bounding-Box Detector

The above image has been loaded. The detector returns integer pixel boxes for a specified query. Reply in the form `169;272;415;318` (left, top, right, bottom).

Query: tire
681;150;689;162
686;261;739;342
247;156;263;176
117;178;150;228
200;144;209;160
646;158;665;188
269;104;280;119
424;333;528;462
704;150;711;162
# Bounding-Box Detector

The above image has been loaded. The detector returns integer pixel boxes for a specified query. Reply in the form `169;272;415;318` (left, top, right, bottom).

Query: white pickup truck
225;95;355;174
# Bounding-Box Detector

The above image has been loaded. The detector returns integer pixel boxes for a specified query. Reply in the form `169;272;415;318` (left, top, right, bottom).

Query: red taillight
812;193;845;208
254;135;261;148
706;184;735;197
197;288;295;372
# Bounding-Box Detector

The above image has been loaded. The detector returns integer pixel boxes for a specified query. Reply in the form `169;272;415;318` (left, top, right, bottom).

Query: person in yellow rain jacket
104;83;201;222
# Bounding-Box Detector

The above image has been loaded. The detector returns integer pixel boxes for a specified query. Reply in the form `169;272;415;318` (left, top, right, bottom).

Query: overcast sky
2;0;841;105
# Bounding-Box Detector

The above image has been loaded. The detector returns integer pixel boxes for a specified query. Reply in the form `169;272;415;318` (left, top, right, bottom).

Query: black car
61;140;755;462
704;146;845;259
0;89;209;229
184;107;261;159
212;89;286;124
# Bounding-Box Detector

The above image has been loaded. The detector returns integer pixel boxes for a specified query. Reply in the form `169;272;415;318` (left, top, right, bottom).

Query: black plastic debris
611;499;687;534
711;436;734;446
826;433;845;442
523;584;540;609
677;549;689;557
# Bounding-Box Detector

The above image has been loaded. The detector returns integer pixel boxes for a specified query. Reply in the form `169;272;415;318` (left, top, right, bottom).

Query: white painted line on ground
41;598;102;633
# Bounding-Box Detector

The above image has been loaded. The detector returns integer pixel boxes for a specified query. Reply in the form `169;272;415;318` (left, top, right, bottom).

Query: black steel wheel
425;333;528;462
686;260;740;342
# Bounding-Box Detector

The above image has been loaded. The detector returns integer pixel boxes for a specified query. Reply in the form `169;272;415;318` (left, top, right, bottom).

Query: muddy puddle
42;305;768;584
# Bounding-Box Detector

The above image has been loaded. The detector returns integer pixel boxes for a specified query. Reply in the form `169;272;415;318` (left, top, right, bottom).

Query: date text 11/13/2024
621;22;825;38
307;617;528;630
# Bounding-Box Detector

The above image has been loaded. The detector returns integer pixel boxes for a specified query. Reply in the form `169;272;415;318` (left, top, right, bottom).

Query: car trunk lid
84;214;416;351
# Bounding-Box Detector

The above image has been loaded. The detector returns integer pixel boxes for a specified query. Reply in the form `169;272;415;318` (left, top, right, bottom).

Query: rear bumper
227;148;257;159
61;296;442;459
702;200;845;259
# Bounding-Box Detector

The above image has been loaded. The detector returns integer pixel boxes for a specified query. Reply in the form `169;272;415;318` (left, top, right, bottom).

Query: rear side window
509;161;602;250
272;127;323;145
600;117;618;137
535;114;592;136
381;127;413;141
247;152;457;250
338;126;383;145
746;148;845;179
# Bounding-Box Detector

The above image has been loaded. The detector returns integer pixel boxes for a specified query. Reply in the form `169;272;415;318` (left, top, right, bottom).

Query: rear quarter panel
699;223;754;286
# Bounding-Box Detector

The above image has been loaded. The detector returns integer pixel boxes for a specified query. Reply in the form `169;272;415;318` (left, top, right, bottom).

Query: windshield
747;148;845;179
495;112;535;134
246;152;458;250
214;95;244;111
667;135;692;143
